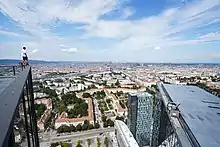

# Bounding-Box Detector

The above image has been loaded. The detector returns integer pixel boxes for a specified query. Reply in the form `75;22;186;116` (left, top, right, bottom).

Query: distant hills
0;59;50;65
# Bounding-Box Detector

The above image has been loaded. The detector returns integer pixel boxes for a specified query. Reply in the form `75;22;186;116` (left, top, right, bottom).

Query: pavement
94;99;104;127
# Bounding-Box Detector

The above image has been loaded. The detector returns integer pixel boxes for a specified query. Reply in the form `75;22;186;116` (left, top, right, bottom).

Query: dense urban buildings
1;62;220;147
127;92;154;146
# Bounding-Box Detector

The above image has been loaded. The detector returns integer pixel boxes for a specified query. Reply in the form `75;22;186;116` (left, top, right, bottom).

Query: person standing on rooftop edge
21;46;29;65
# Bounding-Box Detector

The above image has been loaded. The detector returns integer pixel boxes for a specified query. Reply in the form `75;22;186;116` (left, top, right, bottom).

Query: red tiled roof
38;109;52;124
35;98;52;109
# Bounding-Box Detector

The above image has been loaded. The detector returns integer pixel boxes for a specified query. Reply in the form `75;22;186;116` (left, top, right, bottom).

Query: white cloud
0;0;220;61
0;30;21;37
61;48;78;53
154;46;161;50
31;49;39;53
198;32;220;40
121;7;134;18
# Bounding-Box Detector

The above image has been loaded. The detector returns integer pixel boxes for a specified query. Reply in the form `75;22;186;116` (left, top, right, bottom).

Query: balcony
0;65;39;147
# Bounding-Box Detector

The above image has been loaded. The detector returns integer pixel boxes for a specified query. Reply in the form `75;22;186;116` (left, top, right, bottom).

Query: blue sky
0;0;220;63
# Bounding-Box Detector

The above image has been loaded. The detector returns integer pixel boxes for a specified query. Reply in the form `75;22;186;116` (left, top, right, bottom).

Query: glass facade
128;92;153;146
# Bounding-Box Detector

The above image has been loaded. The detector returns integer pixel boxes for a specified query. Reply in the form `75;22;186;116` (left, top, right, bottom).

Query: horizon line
0;59;220;64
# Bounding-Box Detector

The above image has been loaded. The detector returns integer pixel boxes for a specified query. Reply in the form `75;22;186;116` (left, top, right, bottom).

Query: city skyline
0;0;220;63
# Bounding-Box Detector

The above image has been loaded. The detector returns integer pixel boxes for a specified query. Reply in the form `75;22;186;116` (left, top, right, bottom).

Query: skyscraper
127;92;154;146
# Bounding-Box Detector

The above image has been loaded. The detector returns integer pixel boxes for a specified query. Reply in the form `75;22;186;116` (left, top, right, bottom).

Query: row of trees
76;136;109;147
41;87;58;98
119;100;126;109
50;142;70;147
102;115;114;128
104;80;121;88
57;120;100;133
93;90;106;100
33;81;43;88
51;137;108;147
116;116;125;122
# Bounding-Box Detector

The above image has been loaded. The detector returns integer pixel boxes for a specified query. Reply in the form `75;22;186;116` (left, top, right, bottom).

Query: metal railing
0;66;39;147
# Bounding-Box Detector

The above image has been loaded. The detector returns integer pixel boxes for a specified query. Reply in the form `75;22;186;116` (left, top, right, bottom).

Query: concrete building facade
115;120;139;147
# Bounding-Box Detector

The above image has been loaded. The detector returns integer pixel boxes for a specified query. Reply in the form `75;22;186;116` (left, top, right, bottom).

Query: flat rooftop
163;84;220;147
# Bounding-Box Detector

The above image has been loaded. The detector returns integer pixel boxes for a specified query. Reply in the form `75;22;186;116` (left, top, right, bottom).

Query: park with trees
54;93;89;118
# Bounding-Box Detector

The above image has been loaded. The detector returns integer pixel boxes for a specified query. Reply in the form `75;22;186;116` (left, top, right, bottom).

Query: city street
40;127;115;146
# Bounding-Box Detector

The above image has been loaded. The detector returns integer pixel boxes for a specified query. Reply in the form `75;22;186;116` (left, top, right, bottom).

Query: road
41;127;114;142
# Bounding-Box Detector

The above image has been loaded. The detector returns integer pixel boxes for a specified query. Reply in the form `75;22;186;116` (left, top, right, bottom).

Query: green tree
101;115;107;122
115;80;120;87
57;126;63;133
103;121;108;128
88;124;94;130
103;80;107;86
76;124;82;131
91;84;96;89
76;140;82;147
97;137;101;147
82;123;89;131
58;101;67;113
61;93;74;105
132;85;138;89
94;123;100;129
116;116;124;121
57;125;71;133
35;103;47;119
84;120;89;125
63;125;71;133
61;142;70;147
82;93;91;98
100;90;106;97
41;87;57;98
100;108;104;114
87;138;92;147
70;124;76;132
107;119;114;127
50;142;59;147
104;137;109;147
